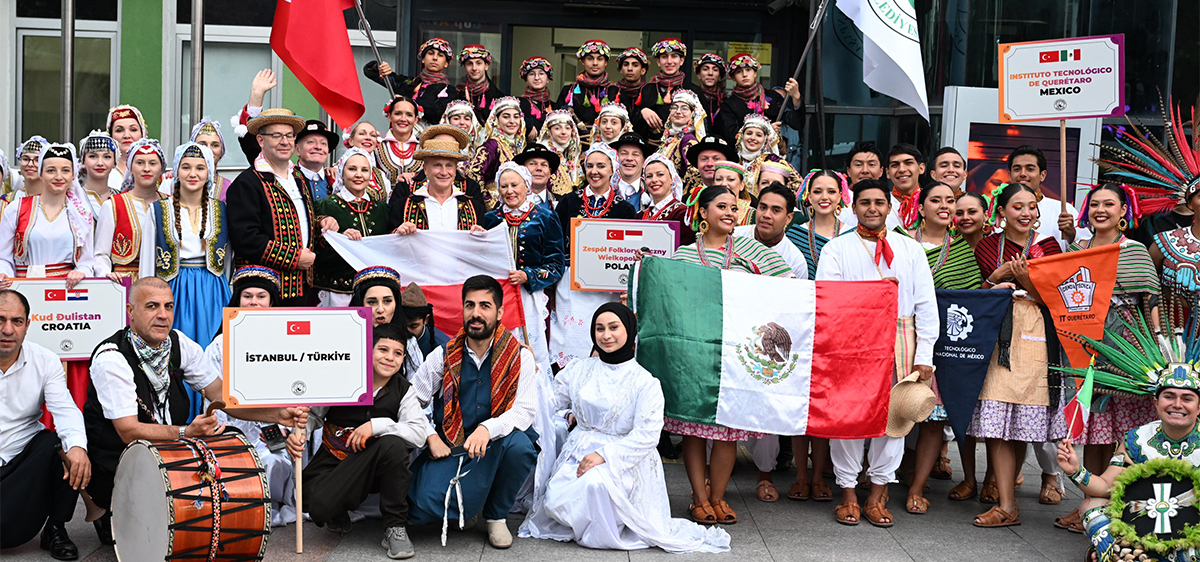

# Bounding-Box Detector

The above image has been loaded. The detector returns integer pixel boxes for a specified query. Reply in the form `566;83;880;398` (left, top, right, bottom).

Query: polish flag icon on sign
607;229;643;241
286;321;310;335
45;289;66;301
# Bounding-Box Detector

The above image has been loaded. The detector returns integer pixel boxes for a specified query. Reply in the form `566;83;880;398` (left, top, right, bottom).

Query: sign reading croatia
10;278;129;360
998;34;1125;122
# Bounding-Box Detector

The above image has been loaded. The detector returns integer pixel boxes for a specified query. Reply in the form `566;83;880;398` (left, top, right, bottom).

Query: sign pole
1059;119;1067;213
294;419;303;553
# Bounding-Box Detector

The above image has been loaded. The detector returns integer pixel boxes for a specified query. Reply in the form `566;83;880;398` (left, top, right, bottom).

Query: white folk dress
519;357;731;553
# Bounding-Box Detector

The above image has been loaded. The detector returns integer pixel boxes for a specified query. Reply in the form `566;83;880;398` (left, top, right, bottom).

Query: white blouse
0;197;97;277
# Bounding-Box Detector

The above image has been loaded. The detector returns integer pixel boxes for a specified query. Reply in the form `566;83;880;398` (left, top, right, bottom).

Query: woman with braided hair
138;141;231;420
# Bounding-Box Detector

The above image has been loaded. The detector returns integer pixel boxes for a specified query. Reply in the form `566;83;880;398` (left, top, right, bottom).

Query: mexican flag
632;256;898;438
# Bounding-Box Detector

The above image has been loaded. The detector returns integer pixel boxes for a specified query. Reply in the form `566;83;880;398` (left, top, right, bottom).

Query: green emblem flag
836;0;930;120
631;256;898;438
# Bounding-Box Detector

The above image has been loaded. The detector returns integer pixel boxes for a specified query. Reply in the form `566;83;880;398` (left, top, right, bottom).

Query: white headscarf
482;96;527;151
36;142;94;235
332;147;374;200
736;113;779;163
582;143;620;189
665;90;707;139
642;153;683;202
120;138;166;192
170;142;216;195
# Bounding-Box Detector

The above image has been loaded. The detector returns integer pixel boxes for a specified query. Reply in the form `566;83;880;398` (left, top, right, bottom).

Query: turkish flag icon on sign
607;230;624;240
45;289;66;301
286;321;310;335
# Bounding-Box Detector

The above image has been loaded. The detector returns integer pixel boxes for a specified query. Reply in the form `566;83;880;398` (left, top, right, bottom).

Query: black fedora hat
512;143;561;175
608;132;651;155
296;119;340;146
686;135;737;167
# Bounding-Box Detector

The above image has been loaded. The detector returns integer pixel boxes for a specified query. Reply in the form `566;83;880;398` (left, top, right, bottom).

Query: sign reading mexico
998;34;1124;122
570;218;679;292
222;307;373;408
10;278;129;360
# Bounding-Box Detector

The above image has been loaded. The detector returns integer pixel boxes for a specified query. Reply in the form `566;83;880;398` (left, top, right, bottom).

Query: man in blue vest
407;275;537;549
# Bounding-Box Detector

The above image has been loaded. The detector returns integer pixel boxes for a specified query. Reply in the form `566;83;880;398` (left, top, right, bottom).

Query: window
18;0;117;21
18;32;115;142
352;45;399;133
179;40;275;170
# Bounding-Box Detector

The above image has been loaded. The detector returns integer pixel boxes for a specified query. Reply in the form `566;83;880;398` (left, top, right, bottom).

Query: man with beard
817;179;937;529
456;45;507;123
557;40;620;137
407;276;537;549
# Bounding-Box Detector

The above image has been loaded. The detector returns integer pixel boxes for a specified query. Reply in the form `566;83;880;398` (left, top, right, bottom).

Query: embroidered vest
151;198;229;281
376;139;422;186
401;186;478;231
12;195;81;264
1124;420;1200;465
433;352;493;442
109;192;149;266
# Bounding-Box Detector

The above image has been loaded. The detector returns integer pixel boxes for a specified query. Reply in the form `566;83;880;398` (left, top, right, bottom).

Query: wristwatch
178;426;187;440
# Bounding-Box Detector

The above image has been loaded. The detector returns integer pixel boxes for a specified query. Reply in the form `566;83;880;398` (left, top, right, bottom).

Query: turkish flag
286;321;311;335
1038;51;1057;63
45;289;65;301
271;0;365;129
606;230;624;240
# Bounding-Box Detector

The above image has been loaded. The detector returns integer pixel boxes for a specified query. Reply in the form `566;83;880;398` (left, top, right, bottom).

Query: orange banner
1027;244;1119;370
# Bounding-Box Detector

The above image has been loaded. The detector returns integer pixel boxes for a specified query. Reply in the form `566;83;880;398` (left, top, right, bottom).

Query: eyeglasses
19;157;38;165
260;132;296;142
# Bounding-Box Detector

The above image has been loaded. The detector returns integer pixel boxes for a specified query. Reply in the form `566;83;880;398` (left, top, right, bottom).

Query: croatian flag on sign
67;289;88;301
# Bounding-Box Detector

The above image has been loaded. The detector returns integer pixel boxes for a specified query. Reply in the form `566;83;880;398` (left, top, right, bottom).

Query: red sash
109;193;143;265
12;196;36;261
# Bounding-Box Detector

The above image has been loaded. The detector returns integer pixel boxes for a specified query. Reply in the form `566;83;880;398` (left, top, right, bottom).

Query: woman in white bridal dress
519;302;731;553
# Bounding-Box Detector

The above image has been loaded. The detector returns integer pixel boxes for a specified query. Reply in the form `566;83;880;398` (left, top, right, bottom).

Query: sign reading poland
998;34;1124;123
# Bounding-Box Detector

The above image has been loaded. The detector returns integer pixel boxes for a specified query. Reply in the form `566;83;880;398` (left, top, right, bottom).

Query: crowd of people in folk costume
1;34;1199;562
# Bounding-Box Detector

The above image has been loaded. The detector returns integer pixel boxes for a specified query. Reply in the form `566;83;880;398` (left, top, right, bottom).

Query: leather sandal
689;501;717;524
787;479;810;501
1039;481;1065;505
811;479;833;502
1054;508;1083;533
835;502;861;526
712;500;737;524
973;506;1021;528
756;480;779;502
931;456;953;480
863;502;894;528
948;480;977;501
979;480;999;504
906;494;929;515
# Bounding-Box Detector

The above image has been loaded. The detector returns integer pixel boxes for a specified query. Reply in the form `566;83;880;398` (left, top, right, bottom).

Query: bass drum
112;433;271;561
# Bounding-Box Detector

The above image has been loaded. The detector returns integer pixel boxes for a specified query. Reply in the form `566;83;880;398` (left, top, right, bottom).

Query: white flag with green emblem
837;0;930;121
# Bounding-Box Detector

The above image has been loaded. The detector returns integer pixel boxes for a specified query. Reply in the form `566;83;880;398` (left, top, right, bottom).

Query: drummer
0;290;90;560
1057;368;1200;561
81;277;307;545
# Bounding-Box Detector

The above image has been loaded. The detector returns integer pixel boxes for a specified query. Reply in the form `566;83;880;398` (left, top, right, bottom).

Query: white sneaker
486;520;512;549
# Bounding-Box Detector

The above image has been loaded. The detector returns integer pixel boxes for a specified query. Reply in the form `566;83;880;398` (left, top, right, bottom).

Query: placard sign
998;34;1124;123
10;277;129;360
570;218;679;292
222;307;373;408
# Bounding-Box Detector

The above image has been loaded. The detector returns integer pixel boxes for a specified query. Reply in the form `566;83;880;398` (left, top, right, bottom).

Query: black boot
93;513;115;546
657;431;679;460
40;520;79;560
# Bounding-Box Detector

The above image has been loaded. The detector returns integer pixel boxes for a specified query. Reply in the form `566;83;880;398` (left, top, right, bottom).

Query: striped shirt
671;235;795;277
1068;238;1160;297
974;232;1063;282
786;220;850;280
898;229;982;290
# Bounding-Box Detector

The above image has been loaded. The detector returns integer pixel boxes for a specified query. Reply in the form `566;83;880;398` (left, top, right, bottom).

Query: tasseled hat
694;53;726;76
458;44;492;66
576;40;611;60
651;38;686;58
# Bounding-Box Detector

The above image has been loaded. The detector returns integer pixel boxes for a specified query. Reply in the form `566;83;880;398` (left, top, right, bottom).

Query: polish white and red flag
324;228;528;335
270;0;365;128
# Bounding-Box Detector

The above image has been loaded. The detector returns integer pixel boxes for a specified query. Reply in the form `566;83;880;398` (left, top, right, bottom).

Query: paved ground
2;445;1094;561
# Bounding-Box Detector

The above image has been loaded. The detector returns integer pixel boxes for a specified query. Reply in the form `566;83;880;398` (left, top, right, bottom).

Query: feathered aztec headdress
1056;306;1200;397
1094;97;1200;217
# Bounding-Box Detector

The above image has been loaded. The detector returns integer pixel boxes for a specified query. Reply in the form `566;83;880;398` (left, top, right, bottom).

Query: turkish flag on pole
271;0;365;128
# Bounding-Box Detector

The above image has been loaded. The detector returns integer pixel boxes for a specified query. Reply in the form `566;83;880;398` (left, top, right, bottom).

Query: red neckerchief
891;186;920;229
523;86;550;104
856;224;894;268
650;71;684;89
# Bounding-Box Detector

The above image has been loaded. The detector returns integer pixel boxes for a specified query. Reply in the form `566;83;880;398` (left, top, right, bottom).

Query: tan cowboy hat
885;371;937;438
419;124;470;150
414;138;469;162
246;108;306;136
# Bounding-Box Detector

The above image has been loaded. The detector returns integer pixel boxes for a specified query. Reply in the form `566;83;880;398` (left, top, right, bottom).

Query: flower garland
1106;457;1200;554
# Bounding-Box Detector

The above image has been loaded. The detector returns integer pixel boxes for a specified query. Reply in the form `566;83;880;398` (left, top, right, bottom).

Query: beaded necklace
697;234;735;270
807;217;842;265
995;228;1036;270
916;227;952;274
581;186;617;218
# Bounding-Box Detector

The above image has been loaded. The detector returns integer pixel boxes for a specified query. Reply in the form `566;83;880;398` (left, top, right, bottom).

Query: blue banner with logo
933;289;1013;439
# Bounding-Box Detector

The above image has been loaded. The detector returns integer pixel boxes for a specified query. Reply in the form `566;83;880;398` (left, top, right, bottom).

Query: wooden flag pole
294;419;304;553
1059;119;1068;214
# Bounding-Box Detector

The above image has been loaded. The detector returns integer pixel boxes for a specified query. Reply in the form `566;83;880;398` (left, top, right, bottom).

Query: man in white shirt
0;290;89;559
83;278;306;543
1008;144;1088;252
816;179;938;528
227;107;318;306
407;276;537;549
734;182;808;279
394;132;487;234
513;144;560;210
610;132;649;210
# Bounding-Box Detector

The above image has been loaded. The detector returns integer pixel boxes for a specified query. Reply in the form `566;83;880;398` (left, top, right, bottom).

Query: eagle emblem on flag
736;322;799;385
